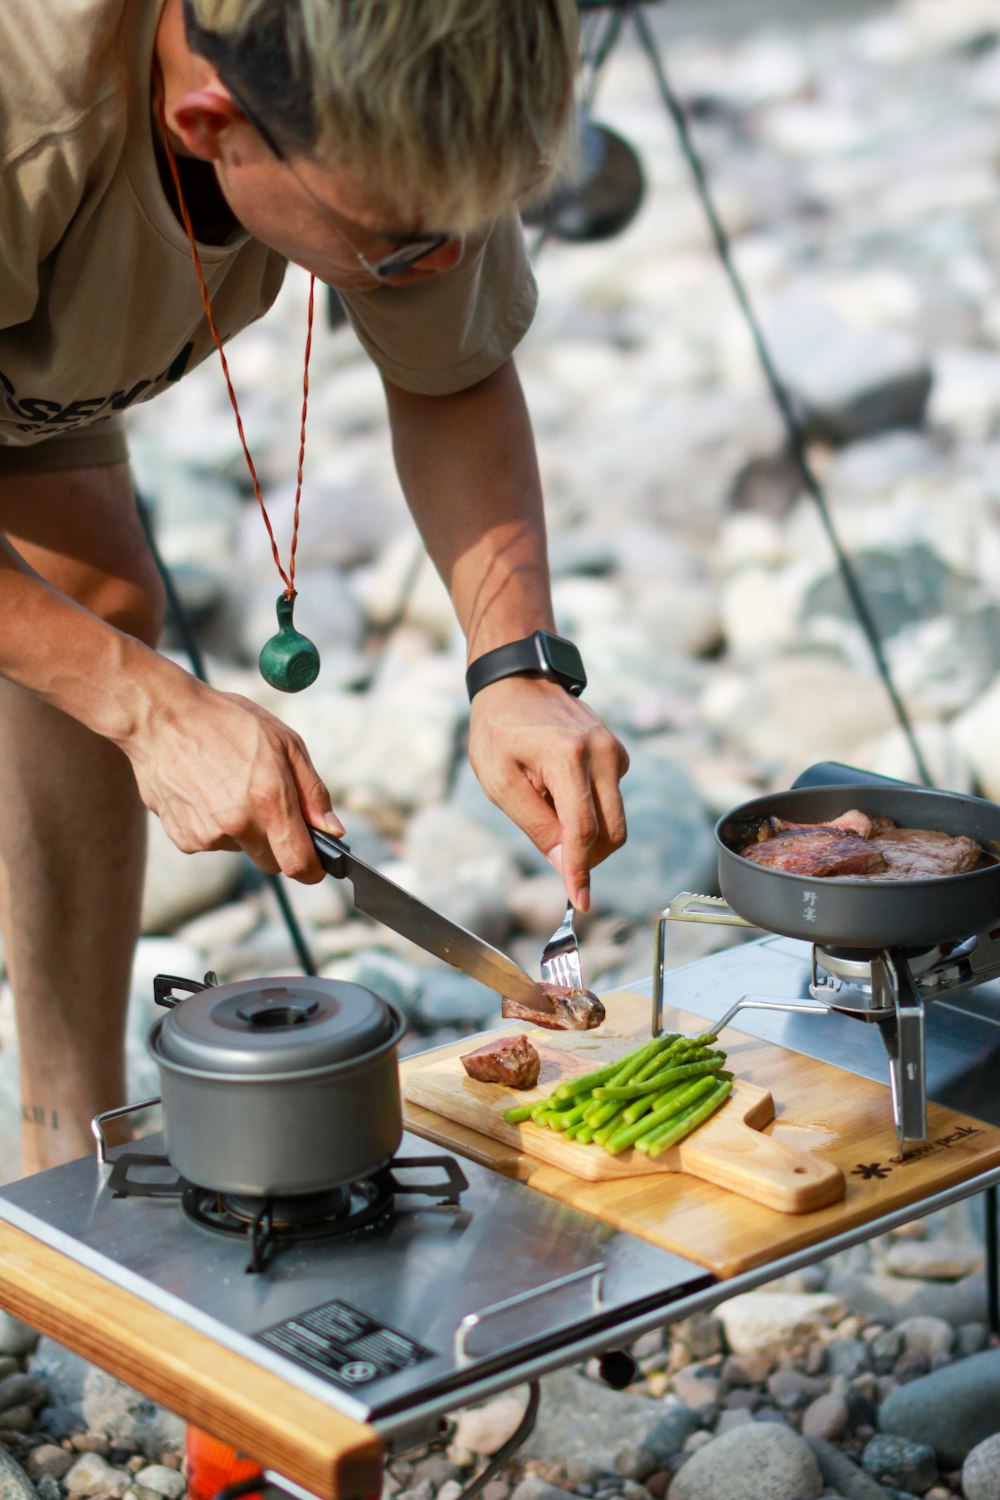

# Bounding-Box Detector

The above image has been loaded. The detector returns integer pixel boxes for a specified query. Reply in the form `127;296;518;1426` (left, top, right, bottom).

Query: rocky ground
2;0;1000;1497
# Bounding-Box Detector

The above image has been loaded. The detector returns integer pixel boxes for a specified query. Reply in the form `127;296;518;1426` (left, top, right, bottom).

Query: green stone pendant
259;593;321;692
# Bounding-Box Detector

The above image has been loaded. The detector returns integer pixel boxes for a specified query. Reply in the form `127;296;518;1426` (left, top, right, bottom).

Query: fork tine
540;901;583;990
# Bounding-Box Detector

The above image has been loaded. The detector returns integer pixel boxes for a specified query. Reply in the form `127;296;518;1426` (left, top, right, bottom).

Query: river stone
81;1370;185;1460
450;1396;527;1458
643;1406;701;1464
758;291;931;442
63;1452;132;1498
884;1239;985;1281
962;1433;1000;1500
895;1317;954;1361
878;1349;1000;1466
716;1291;845;1354
132;1466;187;1500
0;1449;42;1500
861;1434;937;1494
806;1437;894;1500
521;1367;659;1471
801;1392;849;1442
0;1315;39;1359
0;1374;46;1412
26;1448;75;1483
27;1344;91;1410
666;1422;822;1500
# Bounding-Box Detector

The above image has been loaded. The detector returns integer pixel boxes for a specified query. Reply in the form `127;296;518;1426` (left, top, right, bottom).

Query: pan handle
792;761;926;793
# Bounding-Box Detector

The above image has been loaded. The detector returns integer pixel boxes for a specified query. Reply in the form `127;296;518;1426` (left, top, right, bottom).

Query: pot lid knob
235;998;320;1029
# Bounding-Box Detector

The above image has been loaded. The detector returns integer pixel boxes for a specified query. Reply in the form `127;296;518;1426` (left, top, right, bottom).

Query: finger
278;739;345;883
536;754;601;913
584;733;631;868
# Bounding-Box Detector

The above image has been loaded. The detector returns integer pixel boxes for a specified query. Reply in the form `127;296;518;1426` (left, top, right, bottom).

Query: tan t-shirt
0;0;537;474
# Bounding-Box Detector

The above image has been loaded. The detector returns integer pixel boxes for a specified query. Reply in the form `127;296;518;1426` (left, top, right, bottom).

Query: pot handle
153;971;219;1009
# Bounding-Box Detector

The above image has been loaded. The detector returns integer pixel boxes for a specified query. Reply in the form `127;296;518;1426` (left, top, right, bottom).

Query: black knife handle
310;827;350;879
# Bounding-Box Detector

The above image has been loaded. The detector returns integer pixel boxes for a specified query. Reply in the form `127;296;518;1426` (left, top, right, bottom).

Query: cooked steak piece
502;982;606;1031
866;826;983;879
771;809;875;839
740;827;888;877
461;1033;540;1088
736;807;988;880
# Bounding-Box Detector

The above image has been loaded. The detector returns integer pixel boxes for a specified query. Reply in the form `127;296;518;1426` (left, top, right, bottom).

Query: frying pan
716;782;1000;949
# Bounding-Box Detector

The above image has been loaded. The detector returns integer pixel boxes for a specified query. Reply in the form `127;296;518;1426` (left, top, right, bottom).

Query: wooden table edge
0;1220;383;1500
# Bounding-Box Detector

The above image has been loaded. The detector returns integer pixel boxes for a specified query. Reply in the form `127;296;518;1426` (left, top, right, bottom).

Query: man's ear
171;87;245;161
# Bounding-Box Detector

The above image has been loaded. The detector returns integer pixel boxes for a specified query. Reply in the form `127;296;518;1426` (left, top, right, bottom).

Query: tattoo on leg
21;1105;59;1129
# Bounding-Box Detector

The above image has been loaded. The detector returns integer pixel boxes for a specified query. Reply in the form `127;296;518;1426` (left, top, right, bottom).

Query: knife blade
310;829;555;1014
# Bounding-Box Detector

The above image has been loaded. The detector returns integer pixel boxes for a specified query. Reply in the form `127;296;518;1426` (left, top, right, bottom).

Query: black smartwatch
465;630;587;702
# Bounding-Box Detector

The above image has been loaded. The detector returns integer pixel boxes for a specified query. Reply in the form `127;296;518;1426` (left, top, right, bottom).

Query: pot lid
152;976;402;1076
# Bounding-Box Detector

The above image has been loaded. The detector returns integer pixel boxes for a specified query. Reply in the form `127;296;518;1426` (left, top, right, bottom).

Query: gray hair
183;0;579;228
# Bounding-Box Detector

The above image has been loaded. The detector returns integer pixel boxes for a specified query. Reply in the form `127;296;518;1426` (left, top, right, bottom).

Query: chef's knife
310;829;555;1015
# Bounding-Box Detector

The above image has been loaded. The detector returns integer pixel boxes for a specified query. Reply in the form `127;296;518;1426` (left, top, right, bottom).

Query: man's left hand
467;676;629;911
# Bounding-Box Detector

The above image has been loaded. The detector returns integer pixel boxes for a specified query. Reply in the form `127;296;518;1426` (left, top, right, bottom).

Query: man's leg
0;463;166;1174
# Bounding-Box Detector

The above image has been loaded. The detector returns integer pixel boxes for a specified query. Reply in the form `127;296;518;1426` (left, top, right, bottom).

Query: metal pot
716;783;1000;948
147;973;405;1197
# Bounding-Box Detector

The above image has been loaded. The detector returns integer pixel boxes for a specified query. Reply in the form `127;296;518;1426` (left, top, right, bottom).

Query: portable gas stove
0;1118;712;1434
654;893;1000;1156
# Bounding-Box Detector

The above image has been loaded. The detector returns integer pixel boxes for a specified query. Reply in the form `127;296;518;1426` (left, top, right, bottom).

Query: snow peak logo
0;341;194;436
850;1123;987;1179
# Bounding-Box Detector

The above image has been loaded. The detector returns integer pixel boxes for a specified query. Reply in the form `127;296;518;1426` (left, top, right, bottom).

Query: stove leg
986;1184;999;1338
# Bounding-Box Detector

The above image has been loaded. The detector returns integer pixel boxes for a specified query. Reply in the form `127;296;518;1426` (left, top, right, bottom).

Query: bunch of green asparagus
502;1033;732;1158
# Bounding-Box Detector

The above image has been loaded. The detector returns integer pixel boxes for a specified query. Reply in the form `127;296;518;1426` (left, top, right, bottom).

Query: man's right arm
0;526;339;880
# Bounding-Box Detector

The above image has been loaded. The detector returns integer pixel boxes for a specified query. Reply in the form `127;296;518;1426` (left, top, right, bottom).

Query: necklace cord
156;96;314;599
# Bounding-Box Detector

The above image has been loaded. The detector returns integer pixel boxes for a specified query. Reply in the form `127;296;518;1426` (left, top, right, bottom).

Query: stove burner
815;944;943;988
107;1152;469;1274
214;1186;353;1230
183;1176;395;1271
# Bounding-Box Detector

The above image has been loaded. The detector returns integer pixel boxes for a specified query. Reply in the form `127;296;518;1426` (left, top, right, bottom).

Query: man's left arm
383;356;628;912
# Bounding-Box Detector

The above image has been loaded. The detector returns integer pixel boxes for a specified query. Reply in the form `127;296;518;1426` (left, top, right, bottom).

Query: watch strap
466;631;586;702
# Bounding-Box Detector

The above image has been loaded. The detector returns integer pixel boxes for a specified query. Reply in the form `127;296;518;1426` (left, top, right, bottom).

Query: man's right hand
121;668;342;883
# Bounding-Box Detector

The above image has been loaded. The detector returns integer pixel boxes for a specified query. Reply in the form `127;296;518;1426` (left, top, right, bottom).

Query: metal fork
540;902;583;990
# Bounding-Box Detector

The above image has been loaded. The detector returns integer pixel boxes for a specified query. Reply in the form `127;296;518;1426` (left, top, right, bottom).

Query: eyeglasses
224;77;459;281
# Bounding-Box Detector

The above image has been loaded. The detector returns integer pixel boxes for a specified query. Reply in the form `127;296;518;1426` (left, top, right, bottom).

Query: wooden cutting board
401;988;1000;1278
405;1031;845;1213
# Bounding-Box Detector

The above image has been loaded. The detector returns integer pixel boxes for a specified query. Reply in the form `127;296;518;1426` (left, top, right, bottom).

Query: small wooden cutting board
404;1031;846;1213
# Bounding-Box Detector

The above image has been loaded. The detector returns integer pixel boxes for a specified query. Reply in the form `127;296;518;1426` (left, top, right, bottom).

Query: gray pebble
861;1434;937;1494
825;1341;871;1380
0;1316;40;1360
801;1393;849;1442
667;1423;822;1500
962;1433;1000;1500
36;1478;63;1500
0;1408;35;1434
27;1446;75;1482
0;1376;46;1414
642;1407;700;1464
133;1465;187;1499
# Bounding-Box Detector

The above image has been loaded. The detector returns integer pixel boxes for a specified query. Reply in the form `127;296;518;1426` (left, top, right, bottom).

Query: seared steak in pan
738;809;986;880
741;827;887;877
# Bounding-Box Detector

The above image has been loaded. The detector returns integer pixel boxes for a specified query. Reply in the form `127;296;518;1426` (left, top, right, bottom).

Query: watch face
538;632;587;692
